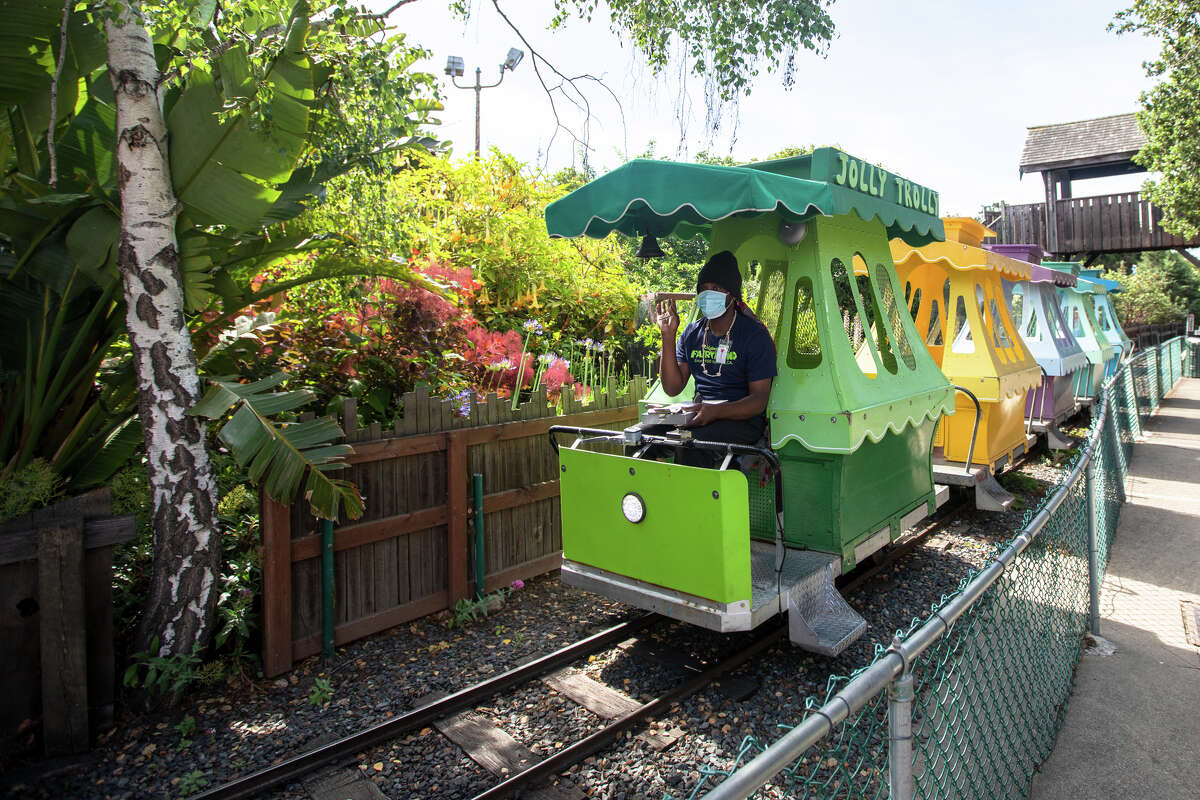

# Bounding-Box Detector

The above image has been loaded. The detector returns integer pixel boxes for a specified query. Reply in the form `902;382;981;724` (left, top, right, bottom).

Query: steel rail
470;621;788;800
193;614;654;800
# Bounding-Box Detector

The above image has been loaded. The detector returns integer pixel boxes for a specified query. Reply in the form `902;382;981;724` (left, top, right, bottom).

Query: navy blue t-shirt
676;311;777;402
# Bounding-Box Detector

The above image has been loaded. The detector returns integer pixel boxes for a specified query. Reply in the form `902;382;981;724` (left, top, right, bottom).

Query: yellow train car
891;219;1042;497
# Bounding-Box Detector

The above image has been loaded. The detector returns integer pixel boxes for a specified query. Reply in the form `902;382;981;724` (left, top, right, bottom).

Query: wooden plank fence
0;489;136;753
261;379;648;677
986;192;1200;254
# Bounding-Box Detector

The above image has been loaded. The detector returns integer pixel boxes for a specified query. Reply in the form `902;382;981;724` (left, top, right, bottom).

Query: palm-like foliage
189;374;363;521
0;1;442;509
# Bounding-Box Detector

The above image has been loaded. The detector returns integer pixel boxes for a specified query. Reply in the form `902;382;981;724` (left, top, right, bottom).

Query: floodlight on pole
503;48;524;72
447;48;524;159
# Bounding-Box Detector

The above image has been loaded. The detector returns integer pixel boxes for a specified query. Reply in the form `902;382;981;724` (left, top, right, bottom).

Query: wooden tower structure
985;113;1200;264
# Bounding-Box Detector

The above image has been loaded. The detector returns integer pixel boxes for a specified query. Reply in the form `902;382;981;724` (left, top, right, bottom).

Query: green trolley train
544;149;955;655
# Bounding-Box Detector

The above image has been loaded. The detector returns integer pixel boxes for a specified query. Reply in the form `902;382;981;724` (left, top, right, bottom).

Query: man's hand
685;402;724;427
656;298;680;340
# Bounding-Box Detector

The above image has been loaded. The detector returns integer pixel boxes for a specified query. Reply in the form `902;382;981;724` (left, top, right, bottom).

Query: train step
975;473;1016;512
778;548;867;656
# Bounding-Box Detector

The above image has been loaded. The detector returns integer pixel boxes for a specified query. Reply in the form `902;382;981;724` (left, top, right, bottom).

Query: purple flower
523;320;544;334
510;579;525;591
451;389;472;417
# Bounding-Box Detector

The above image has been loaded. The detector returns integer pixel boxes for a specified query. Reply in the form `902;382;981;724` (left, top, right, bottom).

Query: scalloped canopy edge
771;388;955;454
890;242;1034;281
545;151;945;248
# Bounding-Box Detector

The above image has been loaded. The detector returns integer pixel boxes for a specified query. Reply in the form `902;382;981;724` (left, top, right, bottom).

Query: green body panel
558;448;752;604
639;213;956;448
708;213;954;453
773;418;937;569
630;210;953;564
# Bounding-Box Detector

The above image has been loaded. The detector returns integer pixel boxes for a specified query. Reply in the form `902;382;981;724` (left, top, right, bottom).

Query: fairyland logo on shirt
690;345;738;362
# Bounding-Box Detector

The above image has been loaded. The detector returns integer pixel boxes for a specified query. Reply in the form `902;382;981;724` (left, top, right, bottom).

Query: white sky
373;0;1160;216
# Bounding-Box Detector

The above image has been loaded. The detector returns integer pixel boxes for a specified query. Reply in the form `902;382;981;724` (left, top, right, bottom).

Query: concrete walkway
1030;378;1200;800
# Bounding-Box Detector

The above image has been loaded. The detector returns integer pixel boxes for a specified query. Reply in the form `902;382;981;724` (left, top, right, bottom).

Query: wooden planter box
0;489;136;755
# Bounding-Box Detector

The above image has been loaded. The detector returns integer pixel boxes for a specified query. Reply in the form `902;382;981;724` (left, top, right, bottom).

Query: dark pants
675;415;767;468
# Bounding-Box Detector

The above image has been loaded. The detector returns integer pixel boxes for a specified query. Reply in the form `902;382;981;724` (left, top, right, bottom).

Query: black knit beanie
696;250;742;298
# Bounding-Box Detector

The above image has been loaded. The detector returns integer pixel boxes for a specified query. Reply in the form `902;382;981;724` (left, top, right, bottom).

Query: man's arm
686;378;772;426
657;299;691;396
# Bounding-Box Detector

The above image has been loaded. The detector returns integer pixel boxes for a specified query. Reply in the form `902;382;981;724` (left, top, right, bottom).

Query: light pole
445;48;524;159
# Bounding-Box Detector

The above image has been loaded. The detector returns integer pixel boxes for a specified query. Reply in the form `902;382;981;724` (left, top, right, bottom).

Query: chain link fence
684;335;1186;800
1187;339;1199;379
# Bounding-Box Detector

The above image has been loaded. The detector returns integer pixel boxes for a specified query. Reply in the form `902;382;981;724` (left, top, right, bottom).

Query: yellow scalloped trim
889;241;1034;281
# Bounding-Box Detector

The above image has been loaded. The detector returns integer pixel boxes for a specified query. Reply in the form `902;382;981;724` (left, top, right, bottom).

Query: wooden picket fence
261;378;647;676
1123;321;1186;349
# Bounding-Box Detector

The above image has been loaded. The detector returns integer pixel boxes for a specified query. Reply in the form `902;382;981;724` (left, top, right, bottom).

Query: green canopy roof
545;147;945;247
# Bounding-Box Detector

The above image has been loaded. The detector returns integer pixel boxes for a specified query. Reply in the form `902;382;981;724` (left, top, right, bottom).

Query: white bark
106;2;220;660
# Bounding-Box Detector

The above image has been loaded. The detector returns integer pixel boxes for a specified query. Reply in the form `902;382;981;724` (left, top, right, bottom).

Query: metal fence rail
692;336;1185;800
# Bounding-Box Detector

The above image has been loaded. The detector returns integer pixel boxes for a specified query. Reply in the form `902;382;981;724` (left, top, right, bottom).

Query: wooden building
984;113;1200;263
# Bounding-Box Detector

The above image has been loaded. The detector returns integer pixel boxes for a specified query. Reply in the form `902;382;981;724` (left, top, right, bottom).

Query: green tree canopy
1096;249;1200;323
550;0;836;100
1112;1;1200;237
1104;263;1186;325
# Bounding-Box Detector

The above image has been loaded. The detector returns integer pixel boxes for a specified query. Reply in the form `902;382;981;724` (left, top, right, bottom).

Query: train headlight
621;492;646;524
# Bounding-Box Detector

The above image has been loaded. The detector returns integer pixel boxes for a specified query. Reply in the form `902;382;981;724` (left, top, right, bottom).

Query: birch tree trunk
106;2;220;661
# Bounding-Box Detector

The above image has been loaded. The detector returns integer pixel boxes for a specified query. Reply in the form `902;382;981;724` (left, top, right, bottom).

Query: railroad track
194;614;785;800
199;443;1062;800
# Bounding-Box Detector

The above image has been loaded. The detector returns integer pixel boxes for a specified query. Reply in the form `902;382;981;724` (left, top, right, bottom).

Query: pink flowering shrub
246;258;580;423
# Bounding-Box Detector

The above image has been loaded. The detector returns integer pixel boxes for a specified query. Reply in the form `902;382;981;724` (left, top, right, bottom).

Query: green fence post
322;518;335;660
473;473;485;600
1108;384;1127;504
1085;455;1101;637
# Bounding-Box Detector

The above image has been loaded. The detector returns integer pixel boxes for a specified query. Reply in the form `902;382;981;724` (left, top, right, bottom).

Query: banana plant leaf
189;373;364;521
167;9;315;232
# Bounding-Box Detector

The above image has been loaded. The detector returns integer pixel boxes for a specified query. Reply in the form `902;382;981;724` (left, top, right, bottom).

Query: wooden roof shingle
1019;113;1146;175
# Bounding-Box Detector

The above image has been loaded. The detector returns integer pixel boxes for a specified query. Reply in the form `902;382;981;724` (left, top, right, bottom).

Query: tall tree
467;0;836;162
1095;249;1200;318
1112;1;1200;237
105;1;219;657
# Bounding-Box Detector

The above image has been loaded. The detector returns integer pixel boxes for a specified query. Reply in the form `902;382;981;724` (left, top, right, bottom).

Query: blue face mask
697;290;729;320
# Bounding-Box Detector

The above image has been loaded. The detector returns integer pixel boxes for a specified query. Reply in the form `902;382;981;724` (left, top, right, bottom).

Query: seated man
656;250;777;466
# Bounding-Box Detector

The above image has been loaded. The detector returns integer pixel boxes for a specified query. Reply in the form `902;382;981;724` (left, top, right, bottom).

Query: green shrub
0;458;62;523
